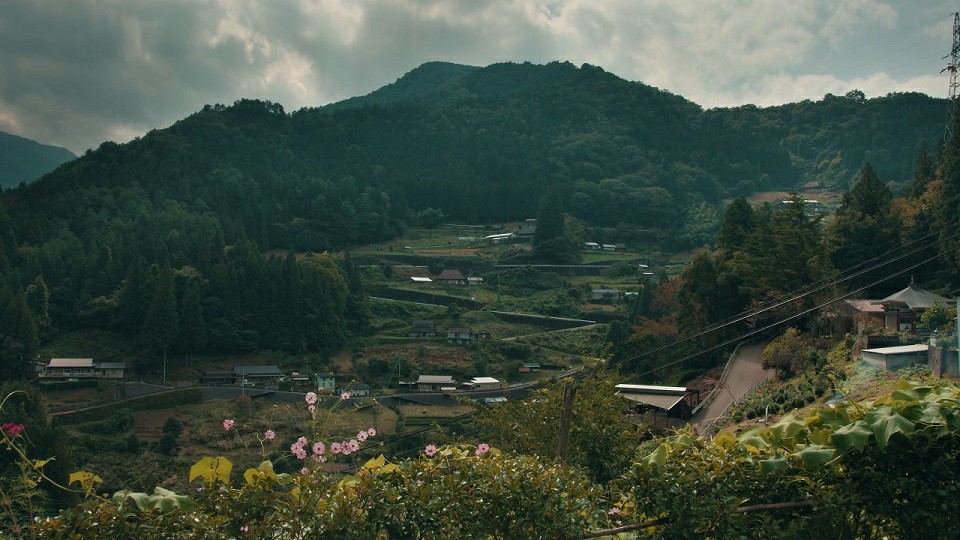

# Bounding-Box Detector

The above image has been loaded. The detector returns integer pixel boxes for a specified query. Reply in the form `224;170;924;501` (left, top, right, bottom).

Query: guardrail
700;377;770;438
691;341;748;417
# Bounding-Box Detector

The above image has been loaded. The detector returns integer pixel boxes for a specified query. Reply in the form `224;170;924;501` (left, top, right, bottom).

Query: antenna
942;12;960;142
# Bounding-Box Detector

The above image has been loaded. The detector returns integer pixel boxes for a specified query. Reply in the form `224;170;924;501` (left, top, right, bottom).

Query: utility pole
943;12;960;142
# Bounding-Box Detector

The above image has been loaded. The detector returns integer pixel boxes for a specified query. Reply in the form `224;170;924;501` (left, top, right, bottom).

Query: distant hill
324;61;480;110
0;131;75;189
3;61;947;256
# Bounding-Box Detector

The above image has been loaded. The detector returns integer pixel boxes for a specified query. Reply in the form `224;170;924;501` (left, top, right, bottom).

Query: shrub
162;417;183;437
125;433;141;455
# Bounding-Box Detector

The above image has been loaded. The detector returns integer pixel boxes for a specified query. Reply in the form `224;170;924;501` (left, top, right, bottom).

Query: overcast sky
1;0;956;154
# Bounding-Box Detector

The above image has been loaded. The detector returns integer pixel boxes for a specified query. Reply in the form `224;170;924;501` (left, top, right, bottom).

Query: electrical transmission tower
943;11;960;142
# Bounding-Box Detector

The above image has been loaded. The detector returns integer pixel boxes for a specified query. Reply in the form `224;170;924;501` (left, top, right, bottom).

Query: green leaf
363;455;386;470
865;406;915;450
759;457;789;474
796;444;836;469
830;420;871;455
643;444;668;468
190;456;232;485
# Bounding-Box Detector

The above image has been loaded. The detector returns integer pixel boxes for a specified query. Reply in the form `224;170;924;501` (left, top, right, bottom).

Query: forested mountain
0;60;949;377
0;131;75;189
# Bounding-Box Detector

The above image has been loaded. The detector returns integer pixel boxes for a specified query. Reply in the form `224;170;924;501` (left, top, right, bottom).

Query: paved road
694;343;774;431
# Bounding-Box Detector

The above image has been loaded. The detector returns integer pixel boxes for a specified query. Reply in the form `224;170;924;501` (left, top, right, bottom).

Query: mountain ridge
0;130;76;189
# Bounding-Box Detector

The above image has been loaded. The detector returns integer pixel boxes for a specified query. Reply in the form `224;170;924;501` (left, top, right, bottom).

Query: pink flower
311;453;323;462
340;391;351;400
608;507;621;515
357;431;368;442
295;449;307;460
367;428;377;437
223;419;235;431
616;520;622;526
313;442;325;455
264;430;276;440
240;525;249;533
196;486;203;492
348;439;360;452
475;443;489;455
297;436;308;447
300;467;309;475
331;442;343;454
308;404;316;414
290;443;302;454
425;444;437;457
305;392;318;404
1;423;23;436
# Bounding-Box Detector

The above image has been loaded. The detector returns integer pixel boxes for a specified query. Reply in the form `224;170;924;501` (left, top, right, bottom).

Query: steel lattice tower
943;12;960;142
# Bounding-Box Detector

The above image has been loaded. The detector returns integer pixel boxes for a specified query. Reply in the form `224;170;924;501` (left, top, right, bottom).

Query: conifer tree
717;197;755;253
909;140;934;198
142;262;178;372
178;279;206;361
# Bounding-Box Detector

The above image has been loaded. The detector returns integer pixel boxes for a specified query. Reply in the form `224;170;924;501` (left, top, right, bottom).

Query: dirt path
499;323;601;342
694;343;774;431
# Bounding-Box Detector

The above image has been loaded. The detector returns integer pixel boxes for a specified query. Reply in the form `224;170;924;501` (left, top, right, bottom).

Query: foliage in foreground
631;378;960;538
31;447;605;539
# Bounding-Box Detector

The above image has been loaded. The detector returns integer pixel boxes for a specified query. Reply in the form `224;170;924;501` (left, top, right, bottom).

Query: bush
157;433;178;456
125;433;141;454
161;417;183;437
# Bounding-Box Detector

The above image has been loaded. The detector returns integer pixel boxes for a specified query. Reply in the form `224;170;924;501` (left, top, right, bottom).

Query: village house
467;276;484;286
410;276;432;284
462;376;508;391
416;375;457;392
316;372;336;391
844;282;953;334
615;383;700;419
39;358;97;379
589;288;624;301
407;320;439;338
602;244;617;252
233;365;283;385
98;362;127;380
518;362;541;373
436;269;467;286
339;383;372;397
446;327;474;344
201;370;235;385
862;344;930;371
484;232;515;245
584;241;601;250
517;219;537;239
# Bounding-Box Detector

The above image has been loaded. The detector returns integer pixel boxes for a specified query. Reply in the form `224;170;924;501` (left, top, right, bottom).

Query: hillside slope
0;131;76;189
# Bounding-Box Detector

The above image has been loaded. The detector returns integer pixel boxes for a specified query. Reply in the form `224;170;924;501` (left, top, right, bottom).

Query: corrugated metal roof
615;384;687;395
469;377;501;384
48;358;94;368
417;375;456;384
98;362;126;369
617;392;687;411
863;344;929;355
233;365;282;375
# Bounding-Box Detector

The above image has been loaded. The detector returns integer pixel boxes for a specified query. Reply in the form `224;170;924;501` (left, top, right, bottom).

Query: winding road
693;343;774;432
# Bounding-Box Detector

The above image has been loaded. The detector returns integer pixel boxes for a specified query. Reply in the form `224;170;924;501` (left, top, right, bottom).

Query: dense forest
0;60;951;378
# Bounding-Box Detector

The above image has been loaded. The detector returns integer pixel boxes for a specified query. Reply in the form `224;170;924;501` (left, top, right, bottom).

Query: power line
619;243;960;383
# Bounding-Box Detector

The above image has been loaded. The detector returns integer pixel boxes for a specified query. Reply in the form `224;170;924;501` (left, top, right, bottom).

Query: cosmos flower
223;419;235;431
425;444;437;457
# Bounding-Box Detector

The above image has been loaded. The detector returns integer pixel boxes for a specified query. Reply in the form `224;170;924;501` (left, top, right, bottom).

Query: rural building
467;276;484;286
39;358;97;379
410;276;433;284
614;384;700;419
317;372;336;391
844;283;953;333
518;219;537;239
201;370;235;385
233;365;283;385
436;269;466;286
518;362;541;373
416;375;457;392
589;288;623;301
862;344;930;371
462;377;508;391
584;242;601;250
98;362;126;379
485;232;514;245
602;244;617;252
340;383;372;397
474;329;492;340
614;243;627;251
408;320;439;338
290;372;311;385
446;327;475;344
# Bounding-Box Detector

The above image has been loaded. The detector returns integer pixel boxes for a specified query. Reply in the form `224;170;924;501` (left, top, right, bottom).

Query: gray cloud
0;0;953;153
